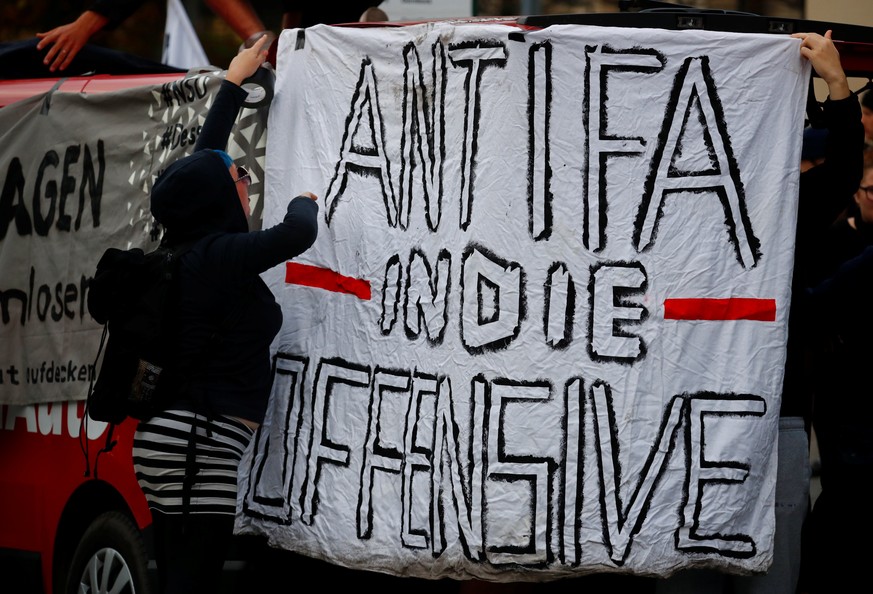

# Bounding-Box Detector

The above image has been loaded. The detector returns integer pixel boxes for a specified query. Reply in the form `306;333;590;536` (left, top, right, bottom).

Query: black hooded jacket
150;79;318;423
780;95;863;424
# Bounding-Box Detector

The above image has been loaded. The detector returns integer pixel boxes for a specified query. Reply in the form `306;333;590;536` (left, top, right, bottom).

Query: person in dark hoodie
131;34;319;594
802;161;873;593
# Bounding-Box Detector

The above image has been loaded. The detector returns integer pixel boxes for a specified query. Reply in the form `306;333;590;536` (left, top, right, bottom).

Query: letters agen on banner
238;23;810;581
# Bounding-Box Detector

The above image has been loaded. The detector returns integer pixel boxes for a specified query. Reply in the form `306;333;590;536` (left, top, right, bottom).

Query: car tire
65;511;153;594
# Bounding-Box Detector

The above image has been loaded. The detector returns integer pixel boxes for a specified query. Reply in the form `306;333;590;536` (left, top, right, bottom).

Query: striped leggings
133;408;255;515
132;408;256;594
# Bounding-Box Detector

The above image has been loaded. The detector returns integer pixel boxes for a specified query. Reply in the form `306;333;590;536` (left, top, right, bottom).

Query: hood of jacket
150;149;248;244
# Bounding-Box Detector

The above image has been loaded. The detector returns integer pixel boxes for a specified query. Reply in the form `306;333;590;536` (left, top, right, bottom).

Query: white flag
162;0;210;68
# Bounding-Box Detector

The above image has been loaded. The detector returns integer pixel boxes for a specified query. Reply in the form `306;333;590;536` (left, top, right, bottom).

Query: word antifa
325;40;759;268
245;354;766;567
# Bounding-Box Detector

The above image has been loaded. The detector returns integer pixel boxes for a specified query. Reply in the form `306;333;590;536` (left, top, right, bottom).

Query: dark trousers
807;475;873;593
151;511;235;594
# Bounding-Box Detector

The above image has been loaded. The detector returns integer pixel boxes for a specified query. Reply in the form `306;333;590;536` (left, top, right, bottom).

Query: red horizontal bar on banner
285;262;371;300
664;298;776;321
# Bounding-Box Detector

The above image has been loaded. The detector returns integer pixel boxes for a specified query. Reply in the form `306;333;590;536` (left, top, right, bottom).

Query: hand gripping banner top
237;21;810;581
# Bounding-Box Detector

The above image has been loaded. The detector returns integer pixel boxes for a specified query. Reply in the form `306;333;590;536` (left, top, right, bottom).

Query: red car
0;403;152;594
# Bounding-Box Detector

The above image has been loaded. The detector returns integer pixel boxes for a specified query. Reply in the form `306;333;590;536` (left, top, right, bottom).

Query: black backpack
86;241;194;424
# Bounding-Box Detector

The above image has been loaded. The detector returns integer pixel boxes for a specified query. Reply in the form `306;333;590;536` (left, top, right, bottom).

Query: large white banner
0;74;269;405
238;22;809;580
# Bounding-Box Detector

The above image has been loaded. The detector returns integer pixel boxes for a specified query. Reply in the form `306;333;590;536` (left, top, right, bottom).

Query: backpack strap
182;420;200;530
82;323;120;480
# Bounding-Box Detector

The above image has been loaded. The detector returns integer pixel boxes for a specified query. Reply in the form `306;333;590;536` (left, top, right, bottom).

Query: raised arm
203;0;270;42
792;30;850;100
794;31;864;233
208;195;320;280
194;34;270;152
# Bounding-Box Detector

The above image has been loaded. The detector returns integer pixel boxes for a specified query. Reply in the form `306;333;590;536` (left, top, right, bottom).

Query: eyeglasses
233;166;251;187
860;185;873;197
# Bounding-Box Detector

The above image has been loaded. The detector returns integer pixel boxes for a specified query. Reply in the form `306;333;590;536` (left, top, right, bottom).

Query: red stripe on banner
285;262;371;300
664;298;776;321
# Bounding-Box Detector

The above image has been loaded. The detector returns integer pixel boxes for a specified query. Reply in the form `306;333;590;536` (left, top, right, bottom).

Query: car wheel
66;511;152;594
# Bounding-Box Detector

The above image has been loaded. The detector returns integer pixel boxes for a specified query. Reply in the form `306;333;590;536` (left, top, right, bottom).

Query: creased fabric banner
238;22;810;581
0;74;269;405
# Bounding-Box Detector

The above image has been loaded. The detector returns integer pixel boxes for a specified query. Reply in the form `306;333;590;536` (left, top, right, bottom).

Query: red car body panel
0;73;186;108
0;404;149;592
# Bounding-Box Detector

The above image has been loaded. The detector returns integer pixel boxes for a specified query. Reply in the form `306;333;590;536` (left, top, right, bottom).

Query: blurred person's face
863;106;873;143
854;168;873;223
230;163;252;218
